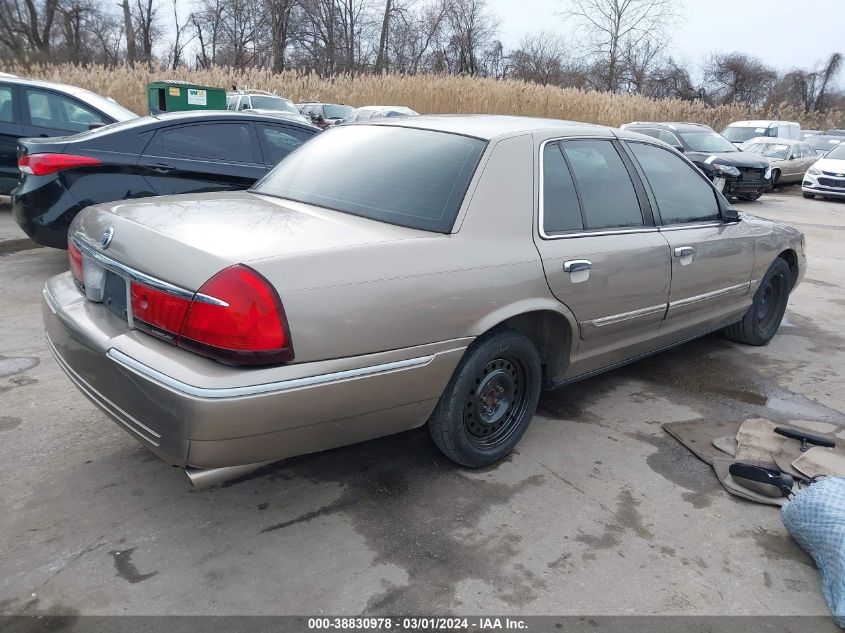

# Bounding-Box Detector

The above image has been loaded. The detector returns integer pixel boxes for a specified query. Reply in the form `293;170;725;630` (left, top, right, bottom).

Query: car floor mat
734;418;784;466
774;440;809;479
662;420;742;466
793;447;845;479
712;457;791;507
712;435;737;456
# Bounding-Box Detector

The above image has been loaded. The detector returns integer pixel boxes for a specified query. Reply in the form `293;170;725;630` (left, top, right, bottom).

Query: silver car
43;116;806;484
739;137;819;185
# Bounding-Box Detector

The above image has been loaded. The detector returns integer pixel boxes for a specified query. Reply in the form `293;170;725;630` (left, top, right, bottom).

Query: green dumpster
147;80;226;114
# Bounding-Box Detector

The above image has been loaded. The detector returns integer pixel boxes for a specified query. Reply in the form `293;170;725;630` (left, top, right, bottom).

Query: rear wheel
429;330;541;467
738;192;762;201
772;169;781;186
724;258;792;346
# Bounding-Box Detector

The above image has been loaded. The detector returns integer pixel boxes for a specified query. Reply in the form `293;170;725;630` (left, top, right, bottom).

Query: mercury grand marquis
42;116;806;484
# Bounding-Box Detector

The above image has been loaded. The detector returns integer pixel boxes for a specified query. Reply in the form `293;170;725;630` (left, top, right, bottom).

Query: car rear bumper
43;272;469;468
12;176;79;249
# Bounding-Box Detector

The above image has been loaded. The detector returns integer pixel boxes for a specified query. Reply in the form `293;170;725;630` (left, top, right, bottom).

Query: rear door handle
563;259;592;272
673;246;694;258
148;162;174;174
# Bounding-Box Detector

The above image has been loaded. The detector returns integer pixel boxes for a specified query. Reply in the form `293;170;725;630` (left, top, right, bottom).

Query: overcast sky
490;0;844;76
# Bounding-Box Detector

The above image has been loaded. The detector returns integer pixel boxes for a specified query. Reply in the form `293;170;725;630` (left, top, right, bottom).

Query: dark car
296;102;354;129
12;111;318;248
0;76;137;196
620;122;772;200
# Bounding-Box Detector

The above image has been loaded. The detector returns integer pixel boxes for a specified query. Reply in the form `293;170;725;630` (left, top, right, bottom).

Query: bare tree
133;0;160;64
0;0;60;59
122;0;137;65
509;30;570;85
703;52;777;107
563;0;678;92
167;0;194;69
772;53;843;112
441;0;499;76
267;0;296;72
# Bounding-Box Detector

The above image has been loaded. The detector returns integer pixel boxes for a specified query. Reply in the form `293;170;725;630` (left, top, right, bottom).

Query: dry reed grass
4;63;843;130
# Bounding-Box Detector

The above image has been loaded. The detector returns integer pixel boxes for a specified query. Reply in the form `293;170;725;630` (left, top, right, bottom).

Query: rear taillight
19;153;101;176
68;240;84;287
128;265;293;366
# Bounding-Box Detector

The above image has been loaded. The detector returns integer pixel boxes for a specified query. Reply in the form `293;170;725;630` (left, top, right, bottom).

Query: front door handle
148;162;174;174
673;246;694;258
563;259;592;273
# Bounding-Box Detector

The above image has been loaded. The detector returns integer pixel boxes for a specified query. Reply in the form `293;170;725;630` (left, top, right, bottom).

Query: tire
724;258;792;346
429;329;542;467
803;192;815;199
738;193;762;201
771;169;781;186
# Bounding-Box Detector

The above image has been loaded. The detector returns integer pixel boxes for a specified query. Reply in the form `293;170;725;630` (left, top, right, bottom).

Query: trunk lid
71;190;432;291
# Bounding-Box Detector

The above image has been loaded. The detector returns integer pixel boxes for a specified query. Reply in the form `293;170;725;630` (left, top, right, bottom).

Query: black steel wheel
724;257;792;346
429;329;542;467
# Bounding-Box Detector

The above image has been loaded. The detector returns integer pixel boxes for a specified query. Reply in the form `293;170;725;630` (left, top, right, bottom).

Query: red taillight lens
178;265;293;364
130;282;191;342
19;153;101;176
68;240;84;287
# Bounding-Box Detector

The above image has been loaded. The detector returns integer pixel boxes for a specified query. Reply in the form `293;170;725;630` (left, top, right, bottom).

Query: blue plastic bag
782;477;845;627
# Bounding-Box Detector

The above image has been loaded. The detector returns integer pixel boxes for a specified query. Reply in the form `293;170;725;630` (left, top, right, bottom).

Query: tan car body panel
46;117;806;468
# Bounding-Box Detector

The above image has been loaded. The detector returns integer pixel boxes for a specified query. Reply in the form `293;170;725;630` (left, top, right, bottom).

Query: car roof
0;75;106;99
623;122;714;132
727;120;798;127
366;114;611;140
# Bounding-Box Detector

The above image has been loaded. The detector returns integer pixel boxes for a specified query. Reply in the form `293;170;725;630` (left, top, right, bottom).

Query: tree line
1;0;841;113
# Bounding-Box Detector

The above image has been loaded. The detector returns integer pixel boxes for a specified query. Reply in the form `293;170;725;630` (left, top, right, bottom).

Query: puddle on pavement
0;356;39;378
0;238;42;256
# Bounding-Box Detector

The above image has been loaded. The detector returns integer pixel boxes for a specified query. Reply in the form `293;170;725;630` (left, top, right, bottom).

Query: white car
803;143;845;200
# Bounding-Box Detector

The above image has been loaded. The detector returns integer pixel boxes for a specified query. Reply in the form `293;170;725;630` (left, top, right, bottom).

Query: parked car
739;137;818;185
803;142;845;200
620;122;771;200
226;90;311;125
804;134;843;156
13;111;318;248
0;76;137;196
826;129;845;137
722;120;801;147
800;129;822;140
297;102;353;128
43;116;805;483
341;105;418;123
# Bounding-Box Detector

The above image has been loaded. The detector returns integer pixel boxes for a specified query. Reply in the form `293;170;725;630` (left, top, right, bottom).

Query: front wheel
724;258;792;346
429;330;542;467
802;192;815;199
738;192;762;201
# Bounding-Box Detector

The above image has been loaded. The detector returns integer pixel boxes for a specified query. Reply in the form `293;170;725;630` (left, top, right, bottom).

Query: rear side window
150;123;254;163
542;142;583;233
25;89;105;132
253;125;486;233
0;86;13;123
559;139;643;229
257;124;314;165
627;142;720;224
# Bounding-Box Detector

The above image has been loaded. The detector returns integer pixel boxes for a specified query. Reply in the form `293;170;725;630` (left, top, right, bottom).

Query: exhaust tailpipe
184;461;273;488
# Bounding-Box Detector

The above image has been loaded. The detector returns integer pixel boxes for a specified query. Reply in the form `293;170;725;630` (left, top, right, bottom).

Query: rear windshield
253;125;486;233
251;96;299;113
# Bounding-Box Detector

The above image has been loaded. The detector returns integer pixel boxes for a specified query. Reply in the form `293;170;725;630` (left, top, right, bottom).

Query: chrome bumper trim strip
107;349;437;400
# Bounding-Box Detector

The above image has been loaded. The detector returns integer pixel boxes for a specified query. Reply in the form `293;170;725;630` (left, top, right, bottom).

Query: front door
533;138;671;377
623;140;756;337
0;83;20;194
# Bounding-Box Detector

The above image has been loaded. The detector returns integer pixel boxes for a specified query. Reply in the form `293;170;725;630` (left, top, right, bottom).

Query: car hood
686;151;769;169
813;157;845;174
70;191;432;291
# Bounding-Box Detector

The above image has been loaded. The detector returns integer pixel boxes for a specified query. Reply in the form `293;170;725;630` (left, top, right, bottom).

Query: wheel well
778;249;799;288
497;311;572;383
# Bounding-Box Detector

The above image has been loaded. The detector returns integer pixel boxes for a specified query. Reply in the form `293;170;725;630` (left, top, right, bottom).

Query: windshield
71;89;137;121
324;104;353;119
722;125;771;143
806;136;842;153
679;131;736;153
250;96;299;113
253;125;486;233
741;141;790;159
825;144;845;160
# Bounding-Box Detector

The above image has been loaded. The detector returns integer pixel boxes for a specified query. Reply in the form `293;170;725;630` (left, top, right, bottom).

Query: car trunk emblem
100;228;114;249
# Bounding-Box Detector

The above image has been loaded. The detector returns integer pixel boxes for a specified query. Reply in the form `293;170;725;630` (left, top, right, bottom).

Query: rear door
138;120;265;195
624;140;756;336
0;83;21;194
533;138;671;374
255;122;316;168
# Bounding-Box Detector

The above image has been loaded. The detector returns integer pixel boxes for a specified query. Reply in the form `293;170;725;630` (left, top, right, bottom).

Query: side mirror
87;122;105;130
722;207;740;222
673;144;684;153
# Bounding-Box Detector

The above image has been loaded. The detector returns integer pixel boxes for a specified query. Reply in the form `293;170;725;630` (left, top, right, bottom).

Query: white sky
489;0;845;77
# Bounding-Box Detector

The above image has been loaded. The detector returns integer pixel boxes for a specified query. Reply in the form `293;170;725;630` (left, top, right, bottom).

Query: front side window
657;130;681;147
26;89;105;132
542;142;583;233
253;125;485;233
627;142;719;225
559;139;644;230
151;123;254;163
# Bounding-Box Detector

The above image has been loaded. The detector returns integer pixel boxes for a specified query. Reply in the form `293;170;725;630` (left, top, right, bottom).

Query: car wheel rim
756;273;784;331
464;356;529;449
